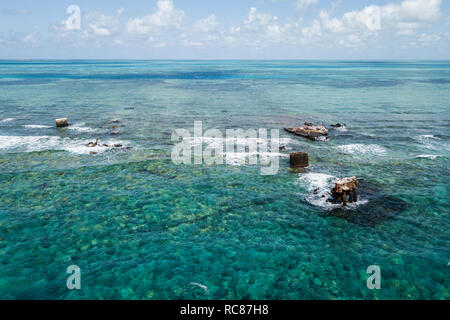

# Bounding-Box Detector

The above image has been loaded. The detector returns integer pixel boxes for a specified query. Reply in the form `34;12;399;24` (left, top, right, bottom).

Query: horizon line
1;58;449;61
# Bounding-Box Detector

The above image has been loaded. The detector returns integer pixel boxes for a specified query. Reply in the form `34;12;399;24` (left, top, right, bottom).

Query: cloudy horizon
0;0;449;59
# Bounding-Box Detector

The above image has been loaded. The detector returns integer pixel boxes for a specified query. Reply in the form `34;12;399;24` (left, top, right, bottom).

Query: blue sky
0;0;449;59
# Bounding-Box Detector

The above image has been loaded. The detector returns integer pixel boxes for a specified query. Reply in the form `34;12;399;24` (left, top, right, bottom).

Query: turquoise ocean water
0;60;448;299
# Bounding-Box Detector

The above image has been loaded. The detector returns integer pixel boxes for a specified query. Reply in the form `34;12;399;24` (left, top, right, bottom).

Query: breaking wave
335;144;386;156
222;151;288;166
415;154;439;160
0;135;128;155
334;126;348;132
414;134;449;151
0;118;15;122
23;124;52;129
186;136;293;148
298;173;368;210
67;123;98;133
182;136;291;166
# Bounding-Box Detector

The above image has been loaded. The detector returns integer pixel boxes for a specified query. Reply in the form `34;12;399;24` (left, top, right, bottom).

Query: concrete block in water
56;118;69;128
290;152;309;168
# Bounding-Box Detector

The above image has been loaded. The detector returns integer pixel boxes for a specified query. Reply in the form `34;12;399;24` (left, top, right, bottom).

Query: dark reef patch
319;181;409;227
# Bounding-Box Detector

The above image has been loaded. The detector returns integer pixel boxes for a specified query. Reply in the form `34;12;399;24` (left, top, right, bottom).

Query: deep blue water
0;60;448;299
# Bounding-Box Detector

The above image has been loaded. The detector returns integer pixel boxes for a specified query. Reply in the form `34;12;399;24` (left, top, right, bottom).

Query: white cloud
126;0;184;35
223;7;303;48
51;10;123;48
44;0;444;52
296;0;319;10
418;33;441;43
382;0;442;35
183;39;203;47
194;14;219;33
301;19;322;39
23;33;38;45
84;13;121;37
342;5;382;31
0;31;41;48
245;7;276;29
298;0;443;48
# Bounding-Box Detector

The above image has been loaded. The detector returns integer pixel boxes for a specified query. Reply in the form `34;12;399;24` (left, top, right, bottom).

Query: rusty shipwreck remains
331;176;359;206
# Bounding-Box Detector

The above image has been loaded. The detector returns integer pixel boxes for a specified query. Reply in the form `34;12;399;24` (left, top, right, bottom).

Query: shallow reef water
0;60;449;300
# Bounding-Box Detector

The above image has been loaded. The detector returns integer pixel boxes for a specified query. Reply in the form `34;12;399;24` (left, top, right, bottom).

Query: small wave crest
67;123;98;133
334;126;348;132
189;282;209;294
298;173;368;210
184;136;290;166
415;154;439;160
23;124;52;129
186;136;293;148
0;118;15;123
222;151;287;166
335;144;386;156
413;134;448;151
417;134;440;140
0;135;128;154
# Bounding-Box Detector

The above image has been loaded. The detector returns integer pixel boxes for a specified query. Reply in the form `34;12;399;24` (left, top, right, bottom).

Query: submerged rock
321;196;408;227
284;122;328;141
319;180;408;227
85;139;99;147
331;123;347;131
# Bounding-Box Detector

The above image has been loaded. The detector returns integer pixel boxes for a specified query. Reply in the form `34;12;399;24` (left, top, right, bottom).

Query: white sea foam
67;123;98;133
23;124;52;129
0;118;15;122
414;134;441;147
299;173;335;193
418;134;440;140
414;134;448;151
222;151;288;166
189;282;209;294
335;144;386;156
334;126;348;132
187;137;293;148
186;136;292;165
298;173;368;210
415;154;439;160
64;140;128;155
0;135;128;154
0;135;57;151
315;136;328;141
